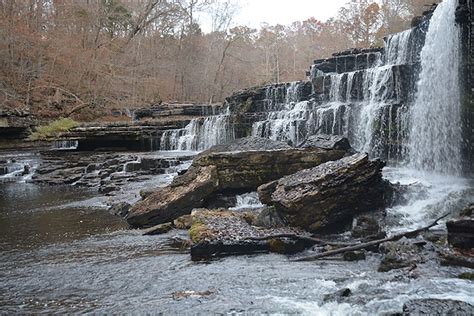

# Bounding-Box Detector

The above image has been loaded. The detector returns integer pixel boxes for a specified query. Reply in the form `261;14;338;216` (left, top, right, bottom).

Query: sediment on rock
189;209;313;261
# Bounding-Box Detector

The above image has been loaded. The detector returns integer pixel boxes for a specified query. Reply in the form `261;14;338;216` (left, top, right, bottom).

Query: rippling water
1;160;473;314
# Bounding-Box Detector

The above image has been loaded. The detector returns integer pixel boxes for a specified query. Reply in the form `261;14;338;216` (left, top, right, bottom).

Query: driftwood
245;233;357;247
293;213;450;262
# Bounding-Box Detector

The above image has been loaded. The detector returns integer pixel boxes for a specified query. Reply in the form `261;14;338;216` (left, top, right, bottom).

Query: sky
199;0;348;32
233;0;348;27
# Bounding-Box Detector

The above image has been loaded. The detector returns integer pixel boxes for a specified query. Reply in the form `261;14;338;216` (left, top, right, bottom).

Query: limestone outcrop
257;153;390;233
126;137;348;227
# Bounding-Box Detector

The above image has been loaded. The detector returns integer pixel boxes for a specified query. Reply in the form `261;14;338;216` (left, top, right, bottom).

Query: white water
160;108;234;151
408;0;462;175
250;28;417;158
230;192;264;210
52;140;79;150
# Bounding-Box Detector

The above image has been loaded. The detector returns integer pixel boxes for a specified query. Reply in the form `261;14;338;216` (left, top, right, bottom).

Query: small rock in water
323;288;352;303
458;272;474;280
109;202;131;218
343;251;366;262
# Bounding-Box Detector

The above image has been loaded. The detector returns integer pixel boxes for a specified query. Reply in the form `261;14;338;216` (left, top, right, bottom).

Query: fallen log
293;213;450;262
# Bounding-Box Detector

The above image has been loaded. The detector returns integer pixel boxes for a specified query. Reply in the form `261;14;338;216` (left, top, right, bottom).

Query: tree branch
293;213;450;262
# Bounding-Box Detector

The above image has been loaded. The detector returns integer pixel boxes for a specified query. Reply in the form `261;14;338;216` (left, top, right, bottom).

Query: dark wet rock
21;164;30;176
402;299;474;315
128;139;346;228
32;151;191;197
132;103;223;121
447;204;474;249
378;239;424;272
458;272;474;280
143;222;174;236
174;215;193;229
203;192;239;209
109;202;131;218
203;136;291;153
258;153;390;233
460;204;473;217
225;83;312;115
343;251;366;262
189;209;313;260
99;184;119;194
0;165;8;175
323;288;351;303
352;215;384;239
297;134;351;151
252;207;286;228
422;230;446;244
439;249;474;269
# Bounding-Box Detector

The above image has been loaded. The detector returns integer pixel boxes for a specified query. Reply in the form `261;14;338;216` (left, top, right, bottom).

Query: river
1;149;472;314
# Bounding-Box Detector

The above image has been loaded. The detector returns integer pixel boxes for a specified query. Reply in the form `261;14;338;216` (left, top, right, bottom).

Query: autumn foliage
0;0;437;121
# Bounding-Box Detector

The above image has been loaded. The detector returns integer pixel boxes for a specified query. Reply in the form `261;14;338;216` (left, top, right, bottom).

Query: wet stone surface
31;150;193;195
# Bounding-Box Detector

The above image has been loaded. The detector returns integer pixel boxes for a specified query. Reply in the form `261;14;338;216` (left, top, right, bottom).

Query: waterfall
408;0;462;175
160;108;234;151
250;27;419;158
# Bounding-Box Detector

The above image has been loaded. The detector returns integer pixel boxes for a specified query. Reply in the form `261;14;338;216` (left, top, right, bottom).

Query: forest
1;0;437;120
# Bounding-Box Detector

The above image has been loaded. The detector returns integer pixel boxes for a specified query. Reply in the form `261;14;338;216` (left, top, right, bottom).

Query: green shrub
29;118;78;141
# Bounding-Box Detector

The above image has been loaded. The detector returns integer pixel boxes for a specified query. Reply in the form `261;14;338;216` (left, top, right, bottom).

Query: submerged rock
127;137;347;228
402;299;474;315
323;288;352;303
258;153;390;233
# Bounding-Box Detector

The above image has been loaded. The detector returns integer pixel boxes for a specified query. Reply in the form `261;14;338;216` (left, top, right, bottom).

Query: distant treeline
0;0;437;120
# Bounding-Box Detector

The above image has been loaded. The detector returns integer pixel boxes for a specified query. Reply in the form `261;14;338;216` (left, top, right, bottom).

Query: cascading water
160;107;235;151
408;0;462;175
251;30;417;158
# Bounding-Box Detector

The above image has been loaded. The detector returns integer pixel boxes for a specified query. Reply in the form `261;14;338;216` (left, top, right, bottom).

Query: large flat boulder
257;153;389;233
126;137;348;227
189;209;313;260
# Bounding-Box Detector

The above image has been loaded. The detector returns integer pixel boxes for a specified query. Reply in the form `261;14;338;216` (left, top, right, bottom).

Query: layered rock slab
258;153;389;233
189;209;313;261
127;137;347;227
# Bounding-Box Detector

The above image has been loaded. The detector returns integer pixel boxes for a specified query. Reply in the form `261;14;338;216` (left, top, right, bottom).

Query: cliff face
458;0;474;175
